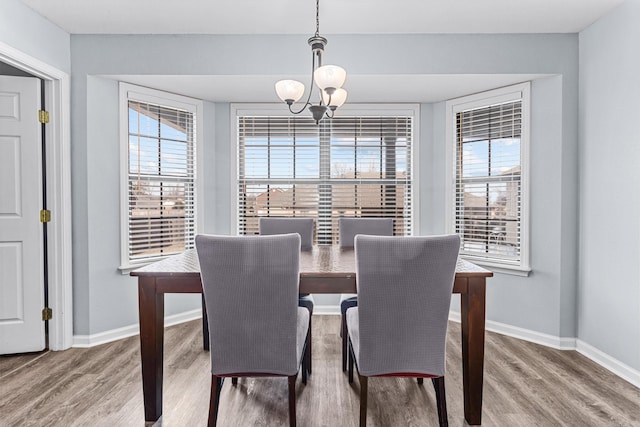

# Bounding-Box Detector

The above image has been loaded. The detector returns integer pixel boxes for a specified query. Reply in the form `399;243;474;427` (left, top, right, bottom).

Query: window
446;83;530;273
234;105;417;244
119;84;202;268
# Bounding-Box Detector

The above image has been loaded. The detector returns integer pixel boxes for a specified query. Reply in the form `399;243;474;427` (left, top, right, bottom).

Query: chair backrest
195;233;301;376
259;217;314;251
354;234;460;377
338;218;394;248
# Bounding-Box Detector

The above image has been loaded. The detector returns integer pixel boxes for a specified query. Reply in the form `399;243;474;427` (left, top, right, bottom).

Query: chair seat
346;307;360;362
298;294;314;377
340;295;357;341
296;307;310;367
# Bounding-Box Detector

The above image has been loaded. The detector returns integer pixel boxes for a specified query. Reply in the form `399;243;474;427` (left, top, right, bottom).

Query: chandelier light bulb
275;80;305;104
322;88;348;109
314;65;347;92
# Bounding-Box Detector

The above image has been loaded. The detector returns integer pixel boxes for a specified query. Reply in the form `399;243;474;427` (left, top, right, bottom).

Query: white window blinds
238;115;413;244
454;99;523;265
126;100;196;262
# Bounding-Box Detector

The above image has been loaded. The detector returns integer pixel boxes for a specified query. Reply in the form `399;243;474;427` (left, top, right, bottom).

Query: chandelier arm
325;108;335;119
288;102;311;115
287;47;318;115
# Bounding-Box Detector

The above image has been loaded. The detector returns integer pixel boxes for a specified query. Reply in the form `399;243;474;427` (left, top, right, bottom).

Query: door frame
0;41;73;351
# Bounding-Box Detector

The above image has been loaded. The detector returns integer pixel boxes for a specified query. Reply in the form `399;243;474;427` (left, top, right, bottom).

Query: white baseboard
72;309;202;348
576;340;640;389
314;305;340;315
448;311;640;389
448;311;576;350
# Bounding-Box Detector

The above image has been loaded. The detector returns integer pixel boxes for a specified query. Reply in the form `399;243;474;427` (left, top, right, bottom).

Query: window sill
118;256;173;275
461;257;531;277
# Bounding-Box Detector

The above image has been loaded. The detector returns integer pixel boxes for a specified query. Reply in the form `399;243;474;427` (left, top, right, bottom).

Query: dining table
131;245;493;425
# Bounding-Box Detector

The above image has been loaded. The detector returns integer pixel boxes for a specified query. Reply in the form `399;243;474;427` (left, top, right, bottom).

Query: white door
0;75;45;354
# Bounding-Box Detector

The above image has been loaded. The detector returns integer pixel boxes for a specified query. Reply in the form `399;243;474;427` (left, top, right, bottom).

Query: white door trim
0;41;73;351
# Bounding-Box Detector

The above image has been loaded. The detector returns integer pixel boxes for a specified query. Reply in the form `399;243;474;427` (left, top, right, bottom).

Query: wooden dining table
131;245;493;425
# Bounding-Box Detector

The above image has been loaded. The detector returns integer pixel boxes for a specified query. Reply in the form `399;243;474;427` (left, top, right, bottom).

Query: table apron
300;276;356;294
155;276;204;293
150;275;472;295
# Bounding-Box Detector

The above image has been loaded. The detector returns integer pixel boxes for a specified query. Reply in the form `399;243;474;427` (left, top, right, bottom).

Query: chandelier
275;0;347;124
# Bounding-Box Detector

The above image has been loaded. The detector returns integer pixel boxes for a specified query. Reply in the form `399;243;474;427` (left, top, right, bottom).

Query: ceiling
20;0;623;35
16;0;622;103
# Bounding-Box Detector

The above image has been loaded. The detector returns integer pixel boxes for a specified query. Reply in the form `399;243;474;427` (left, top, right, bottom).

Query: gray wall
0;0;70;74
70;33;579;336
71;75;214;334
579;0;640;370
431;76;571;337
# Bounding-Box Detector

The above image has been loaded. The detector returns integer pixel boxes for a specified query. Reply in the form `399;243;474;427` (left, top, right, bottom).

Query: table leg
138;277;165;422
460;278;486;425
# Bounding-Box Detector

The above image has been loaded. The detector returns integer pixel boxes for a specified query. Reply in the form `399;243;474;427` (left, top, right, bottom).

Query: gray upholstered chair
346;234;460;427
259;217;314;250
196;234;310;427
199;217;315;353
338;217;394;371
259;217;315;375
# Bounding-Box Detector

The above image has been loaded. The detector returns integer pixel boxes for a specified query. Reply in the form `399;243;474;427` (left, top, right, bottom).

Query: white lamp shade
313;65;346;90
322;88;348;108
275;80;305;103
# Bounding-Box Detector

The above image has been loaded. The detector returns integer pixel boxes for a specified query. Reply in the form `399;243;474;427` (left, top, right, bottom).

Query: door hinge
38;110;50;124
40;209;51;223
42;307;53;321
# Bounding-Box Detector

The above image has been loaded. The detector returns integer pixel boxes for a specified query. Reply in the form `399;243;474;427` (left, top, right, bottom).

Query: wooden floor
1;316;639;427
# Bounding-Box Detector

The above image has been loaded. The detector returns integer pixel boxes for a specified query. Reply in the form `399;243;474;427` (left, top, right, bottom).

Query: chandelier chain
315;0;320;37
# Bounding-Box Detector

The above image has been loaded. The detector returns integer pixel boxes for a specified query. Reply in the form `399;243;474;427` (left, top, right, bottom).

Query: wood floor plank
0;351;48;379
0;316;638;426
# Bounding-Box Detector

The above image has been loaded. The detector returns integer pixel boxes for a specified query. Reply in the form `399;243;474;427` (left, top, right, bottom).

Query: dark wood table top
131;246;493;279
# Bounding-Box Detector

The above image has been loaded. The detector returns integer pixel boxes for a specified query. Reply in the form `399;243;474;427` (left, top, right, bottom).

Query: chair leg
307;315;312;375
208;375;222;427
358;374;368;427
202;295;209;351
432;377;449;427
302;353;308;385
301;320;310;385
341;314;348;371
306;329;312;372
348;339;354;384
288;375;297;427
